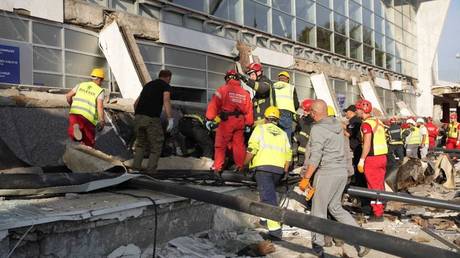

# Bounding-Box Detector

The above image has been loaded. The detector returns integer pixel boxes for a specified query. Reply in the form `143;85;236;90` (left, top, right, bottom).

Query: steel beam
129;177;458;258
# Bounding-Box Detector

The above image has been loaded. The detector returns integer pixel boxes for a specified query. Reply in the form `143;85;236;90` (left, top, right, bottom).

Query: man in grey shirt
302;100;369;257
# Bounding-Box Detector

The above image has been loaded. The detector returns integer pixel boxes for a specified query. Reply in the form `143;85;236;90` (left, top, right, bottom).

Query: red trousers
213;116;245;171
68;114;96;147
446;137;460;150
428;137;436;149
364;155;387;217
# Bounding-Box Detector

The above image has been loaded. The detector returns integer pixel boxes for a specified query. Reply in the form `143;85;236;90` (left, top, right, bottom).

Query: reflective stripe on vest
249;123;291;169
363;118;388;155
183;114;204;125
273;81;296;113
448;122;459;138
407;127;421;145
69;81;103;125
298;146;306;153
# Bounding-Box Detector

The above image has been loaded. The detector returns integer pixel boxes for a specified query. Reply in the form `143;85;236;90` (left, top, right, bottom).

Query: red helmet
225;69;238;81
246;63;263;74
355;99;372;114
301;99;314;112
450;113;457;120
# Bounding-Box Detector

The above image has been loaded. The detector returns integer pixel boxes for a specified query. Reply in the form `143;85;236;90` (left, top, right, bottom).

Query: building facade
0;0;451;116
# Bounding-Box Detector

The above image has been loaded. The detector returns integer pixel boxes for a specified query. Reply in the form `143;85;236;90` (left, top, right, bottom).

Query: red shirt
361;123;373;135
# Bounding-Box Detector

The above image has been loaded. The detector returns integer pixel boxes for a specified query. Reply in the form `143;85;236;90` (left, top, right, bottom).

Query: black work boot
312;243;325;258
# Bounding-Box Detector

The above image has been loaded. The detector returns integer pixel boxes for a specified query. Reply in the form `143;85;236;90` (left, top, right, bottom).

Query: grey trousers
420;145;428;159
406;144;419;158
311;170;360;246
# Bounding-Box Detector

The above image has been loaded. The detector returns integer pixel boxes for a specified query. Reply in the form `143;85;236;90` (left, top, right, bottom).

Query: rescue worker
417;118;429;160
356;99;387;222
206;70;253;175
273;71;299;140
293;99;315;166
445;113;460;149
343;105;363;184
300;100;369;257
387;117;405;166
239;63;276;126
404;119;421;158
133;70;174;173
178;111;214;159
243;106;291;240
66;68;106;147
425;117;439;149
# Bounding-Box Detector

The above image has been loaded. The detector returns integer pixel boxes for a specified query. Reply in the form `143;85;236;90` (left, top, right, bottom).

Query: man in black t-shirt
132;70;173;173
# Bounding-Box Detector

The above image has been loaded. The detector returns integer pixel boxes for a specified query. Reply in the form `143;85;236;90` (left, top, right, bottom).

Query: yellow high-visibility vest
363;118;388;155
406;127;421;145
273;81;296;113
248;123;292;170
69;81;103;125
448;122;459;138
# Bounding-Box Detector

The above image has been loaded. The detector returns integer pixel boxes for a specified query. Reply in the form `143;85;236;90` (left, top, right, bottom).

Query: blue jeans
255;171;282;206
279;110;293;142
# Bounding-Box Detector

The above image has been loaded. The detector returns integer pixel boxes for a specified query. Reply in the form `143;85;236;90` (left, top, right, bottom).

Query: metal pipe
433;147;460;154
346;186;460;212
129;178;458;258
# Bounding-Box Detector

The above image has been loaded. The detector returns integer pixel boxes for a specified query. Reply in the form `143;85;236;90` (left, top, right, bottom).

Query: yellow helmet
90;68;105;79
264;106;280;119
278;71;290;79
327;105;336;117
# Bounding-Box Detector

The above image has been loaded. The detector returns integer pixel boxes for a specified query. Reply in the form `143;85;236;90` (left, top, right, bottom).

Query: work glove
357;158;365;173
298;177;310;191
457;140;460;146
96;120;105;132
244;125;252;133
206;120;216;131
166;118;174;133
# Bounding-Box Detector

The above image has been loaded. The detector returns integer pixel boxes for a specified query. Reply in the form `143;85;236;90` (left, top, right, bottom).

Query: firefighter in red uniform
206;70;253;175
425;117;439;149
445;113;460;149
356;100;388;222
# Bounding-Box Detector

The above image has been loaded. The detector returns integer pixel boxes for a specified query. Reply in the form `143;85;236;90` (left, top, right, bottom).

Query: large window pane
349;1;361;22
375;15;384;34
272;10;293;38
168;0;205;12
33;47;62;72
33;23;61;47
0;16;29;42
350;21;362;41
316;4;332;29
375;50;384;67
350;39;362;60
294;72;310;87
317;27;332;51
166;66;206;88
272;0;292;14
296;86;315;99
334;80;347;109
210;0;241;22
296;19;315;46
363;8;373;28
65;29;100;55
296;0;315;24
65;52;106;76
386;37;395;54
145;64;163;80
165;48;206;69
208;72;226;89
385;21;394;38
334;34;347;56
317;0;330;8
385;54;393;70
362;0;372;10
138;44;162;63
171;86;207;103
333;0;346;15
244;0;269;32
363;26;373;45
207;56;233;73
375;0;383;17
363;45;373;64
334;13;347;35
375;32;384;50
33;73;62;87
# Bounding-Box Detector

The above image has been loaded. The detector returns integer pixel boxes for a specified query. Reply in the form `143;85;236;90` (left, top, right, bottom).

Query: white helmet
416;118;425;124
406;119;416;125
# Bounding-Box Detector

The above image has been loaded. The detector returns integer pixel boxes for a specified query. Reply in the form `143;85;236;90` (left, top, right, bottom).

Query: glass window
394;10;403;27
395;41;403;58
334;13;347;35
145;64;163;80
334;34;347;56
363;26;373;45
168;0;205;12
333;0;346;15
349;0;361;22
363;8;373;28
112;0;135;13
65;75;86;89
375;32;384;50
207;56;233;73
385;89;394;115
350;39;362;60
163;11;183;26
244;0;269;32
272;10;293;38
33;23;61;47
374;15;383;34
363;45;373;64
0;16;29;42
296;86;315;100
334;79;347;109
33;73;62;87
375;50;384;67
270;67;285;81
294;72;310;87
296;0;315;24
166;66;206;88
165;48;206;69
171;86;207;103
385;21;394;38
316;4;332;29
139;5;160;19
33;47;62;72
349;21;362;41
138;44;162;63
65;29;101;55
272;0;292;14
296;19;315;46
65;52;106;76
386;37;394;54
385;2;394;22
375;0;383;17
208;72;226;89
185;17;204;31
317;27;332;51
395;57;402;73
317;0;330;8
386;54;394;70
362;0;372;10
210;0;241;23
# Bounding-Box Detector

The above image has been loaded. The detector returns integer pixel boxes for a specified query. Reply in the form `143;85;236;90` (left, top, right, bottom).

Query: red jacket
426;122;439;138
206;79;253;126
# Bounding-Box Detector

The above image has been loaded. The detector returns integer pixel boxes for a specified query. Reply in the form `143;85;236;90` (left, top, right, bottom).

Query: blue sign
0;45;20;84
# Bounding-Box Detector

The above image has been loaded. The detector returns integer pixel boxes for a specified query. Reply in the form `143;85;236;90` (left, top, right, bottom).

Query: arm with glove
358;131;372;173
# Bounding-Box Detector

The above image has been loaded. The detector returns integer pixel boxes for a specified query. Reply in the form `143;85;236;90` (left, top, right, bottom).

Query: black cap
343;105;357;112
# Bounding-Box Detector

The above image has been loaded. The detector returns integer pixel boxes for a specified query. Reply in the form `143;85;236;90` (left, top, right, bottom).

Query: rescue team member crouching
66;68;106;147
206;70;253;175
300;100;369;257
273;71;299;140
446;113;460;149
243;106;291;240
356;100;387;222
